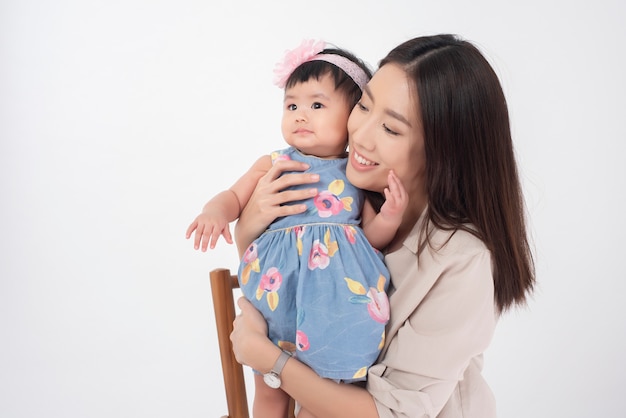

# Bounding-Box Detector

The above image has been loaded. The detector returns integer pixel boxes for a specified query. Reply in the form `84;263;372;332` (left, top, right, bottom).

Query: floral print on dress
255;266;282;311
352;366;368;379
313;179;353;218
343;225;357;244
271;151;292;163
240;243;260;285
296;330;310;351
345;274;390;324
307;229;338;270
308;240;330;270
294;225;306;256
366;286;390;324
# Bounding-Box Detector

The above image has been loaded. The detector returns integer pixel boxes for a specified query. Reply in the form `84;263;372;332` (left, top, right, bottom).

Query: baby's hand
185;211;233;251
380;170;408;225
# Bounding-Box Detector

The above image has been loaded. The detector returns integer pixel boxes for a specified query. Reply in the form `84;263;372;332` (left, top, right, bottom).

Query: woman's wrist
252;337;283;374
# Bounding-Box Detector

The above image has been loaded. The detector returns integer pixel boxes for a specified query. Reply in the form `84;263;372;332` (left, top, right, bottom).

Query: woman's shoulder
395;219;492;284
405;212;488;260
429;224;488;258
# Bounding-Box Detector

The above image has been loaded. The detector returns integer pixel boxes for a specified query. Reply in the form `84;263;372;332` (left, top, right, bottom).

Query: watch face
263;372;281;389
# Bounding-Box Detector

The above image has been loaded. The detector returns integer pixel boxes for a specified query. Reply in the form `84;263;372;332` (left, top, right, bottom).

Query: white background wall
1;1;624;417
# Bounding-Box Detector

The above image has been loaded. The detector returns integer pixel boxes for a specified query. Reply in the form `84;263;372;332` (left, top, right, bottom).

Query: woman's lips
350;149;378;171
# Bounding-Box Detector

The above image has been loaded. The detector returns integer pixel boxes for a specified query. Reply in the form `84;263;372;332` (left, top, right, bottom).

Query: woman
230;34;535;418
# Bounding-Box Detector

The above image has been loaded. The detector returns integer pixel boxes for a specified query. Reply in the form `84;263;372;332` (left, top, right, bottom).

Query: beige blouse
367;212;498;417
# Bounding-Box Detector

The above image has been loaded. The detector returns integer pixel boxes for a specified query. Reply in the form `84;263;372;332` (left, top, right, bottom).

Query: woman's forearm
280;358;379;418
234;218;259;258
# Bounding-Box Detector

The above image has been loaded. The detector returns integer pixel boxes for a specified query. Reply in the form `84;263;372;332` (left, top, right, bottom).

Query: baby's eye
312;102;324;109
287;104;297;111
356;102;368;112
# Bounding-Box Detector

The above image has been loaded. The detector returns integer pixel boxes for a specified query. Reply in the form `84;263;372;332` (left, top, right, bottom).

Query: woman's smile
351;149;378;167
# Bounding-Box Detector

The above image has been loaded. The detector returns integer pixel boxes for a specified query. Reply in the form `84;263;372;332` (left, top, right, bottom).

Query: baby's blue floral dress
238;146;390;381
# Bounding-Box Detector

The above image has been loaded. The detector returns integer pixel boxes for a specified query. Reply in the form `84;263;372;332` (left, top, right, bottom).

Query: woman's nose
350;115;375;150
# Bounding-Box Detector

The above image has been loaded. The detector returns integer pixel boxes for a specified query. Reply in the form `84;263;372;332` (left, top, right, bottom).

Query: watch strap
270;350;291;376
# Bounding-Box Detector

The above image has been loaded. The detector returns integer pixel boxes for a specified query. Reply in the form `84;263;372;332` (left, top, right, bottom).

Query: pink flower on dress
366;287;390;324
308;239;330;270
343;225;357;244
273;39;326;88
293;225;306;256
314;191;344;218
242;243;258;263
259;267;282;293
296;330;310;351
271;151;292;163
293;225;306;239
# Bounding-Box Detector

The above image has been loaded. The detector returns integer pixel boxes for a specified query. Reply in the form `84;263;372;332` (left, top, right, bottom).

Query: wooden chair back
210;268;295;418
210;268;249;418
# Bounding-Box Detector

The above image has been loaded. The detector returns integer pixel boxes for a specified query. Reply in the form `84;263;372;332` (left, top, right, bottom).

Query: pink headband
273;39;369;90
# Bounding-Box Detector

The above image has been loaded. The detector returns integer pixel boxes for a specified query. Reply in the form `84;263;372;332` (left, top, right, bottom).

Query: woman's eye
356;102;368;112
382;123;399;136
287;104;297;111
312;102;323;109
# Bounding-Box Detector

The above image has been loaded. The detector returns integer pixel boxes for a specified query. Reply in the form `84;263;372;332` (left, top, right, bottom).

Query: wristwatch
263;350;291;389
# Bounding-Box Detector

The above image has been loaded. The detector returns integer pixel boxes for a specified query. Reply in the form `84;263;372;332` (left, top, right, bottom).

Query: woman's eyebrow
363;85;412;128
386;108;411;127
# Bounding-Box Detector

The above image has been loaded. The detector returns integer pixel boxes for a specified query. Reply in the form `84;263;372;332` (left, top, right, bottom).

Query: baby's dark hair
285;48;372;108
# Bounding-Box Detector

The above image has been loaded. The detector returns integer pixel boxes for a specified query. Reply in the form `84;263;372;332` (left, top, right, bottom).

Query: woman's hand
235;159;319;256
231;297;280;373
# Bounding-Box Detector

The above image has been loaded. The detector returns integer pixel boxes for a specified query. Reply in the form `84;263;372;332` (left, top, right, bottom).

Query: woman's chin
346;164;384;193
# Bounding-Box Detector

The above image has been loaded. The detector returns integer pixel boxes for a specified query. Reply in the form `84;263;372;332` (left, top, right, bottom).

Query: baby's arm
361;170;408;250
186;155;273;251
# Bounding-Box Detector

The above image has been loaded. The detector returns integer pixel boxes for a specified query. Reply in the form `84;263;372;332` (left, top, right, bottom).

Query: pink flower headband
273;39;369;90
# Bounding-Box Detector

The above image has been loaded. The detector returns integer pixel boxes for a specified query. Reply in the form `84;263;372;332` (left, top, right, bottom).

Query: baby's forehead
286;71;335;88
284;76;344;98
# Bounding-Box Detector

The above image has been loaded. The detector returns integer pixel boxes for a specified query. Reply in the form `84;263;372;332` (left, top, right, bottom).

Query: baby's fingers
201;226;218;252
185;221;198;239
193;224;206;250
386;170;401;192
213;226;233;249
387;171;408;200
